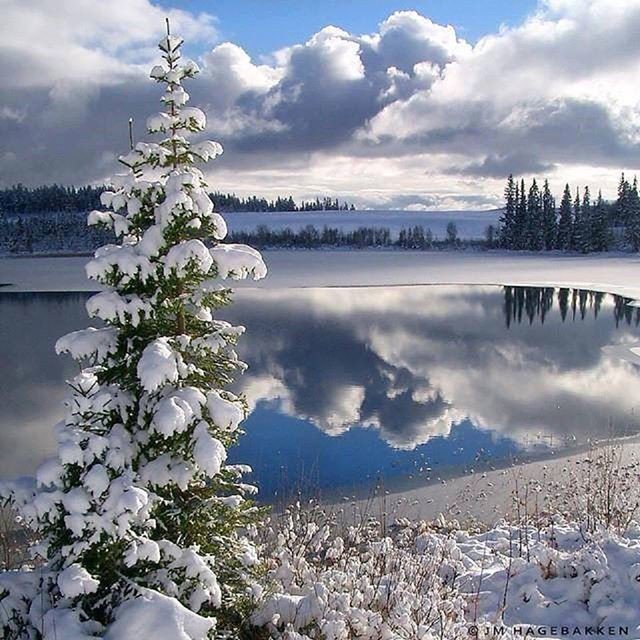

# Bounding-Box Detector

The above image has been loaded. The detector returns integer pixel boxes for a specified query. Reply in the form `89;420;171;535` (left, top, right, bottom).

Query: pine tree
526;179;543;250
500;174;516;248
541;179;556;250
626;177;640;251
571;187;584;251
514;178;527;249
576;185;592;253
1;28;266;638
556;184;573;250
616;172;630;226
591;190;611;252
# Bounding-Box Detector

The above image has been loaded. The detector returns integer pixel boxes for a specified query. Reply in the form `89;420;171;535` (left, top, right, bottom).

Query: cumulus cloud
1;0;217;89
3;1;640;207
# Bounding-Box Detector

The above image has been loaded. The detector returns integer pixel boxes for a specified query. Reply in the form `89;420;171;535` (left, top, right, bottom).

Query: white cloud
1;0;217;88
3;1;640;207
201;43;282;107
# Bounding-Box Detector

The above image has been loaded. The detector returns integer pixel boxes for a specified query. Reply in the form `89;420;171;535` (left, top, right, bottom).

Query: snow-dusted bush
543;443;640;536
251;503;470;639
251;503;640;640
457;519;640;638
0;27;265;640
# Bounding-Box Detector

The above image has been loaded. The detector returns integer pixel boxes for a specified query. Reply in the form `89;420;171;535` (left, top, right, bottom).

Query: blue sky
158;0;539;57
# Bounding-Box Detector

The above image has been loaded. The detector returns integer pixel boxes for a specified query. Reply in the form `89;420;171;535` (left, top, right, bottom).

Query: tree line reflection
503;286;640;328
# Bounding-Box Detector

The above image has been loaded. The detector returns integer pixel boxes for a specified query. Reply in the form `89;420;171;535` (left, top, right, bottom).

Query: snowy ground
224;208;501;239
258;502;640;639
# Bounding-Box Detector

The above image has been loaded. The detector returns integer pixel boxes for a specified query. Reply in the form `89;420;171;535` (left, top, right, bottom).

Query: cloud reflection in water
1;286;639;491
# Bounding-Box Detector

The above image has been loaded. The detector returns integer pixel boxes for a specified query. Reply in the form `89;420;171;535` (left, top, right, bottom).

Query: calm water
1;285;640;499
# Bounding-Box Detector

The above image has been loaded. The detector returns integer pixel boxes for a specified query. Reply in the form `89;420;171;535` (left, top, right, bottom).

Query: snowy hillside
225;208;501;239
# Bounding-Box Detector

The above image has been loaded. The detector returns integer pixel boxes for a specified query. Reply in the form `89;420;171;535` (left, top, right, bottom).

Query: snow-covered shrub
251;503;640;640
549;443;640;535
251;503;470;639
457;519;640;637
0;27;266;640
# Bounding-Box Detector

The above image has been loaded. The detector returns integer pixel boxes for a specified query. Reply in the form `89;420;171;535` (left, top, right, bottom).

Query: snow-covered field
224;208;501;239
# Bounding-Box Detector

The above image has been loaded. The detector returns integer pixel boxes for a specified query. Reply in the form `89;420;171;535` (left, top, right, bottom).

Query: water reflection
223;286;640;453
503;286;640;327
1;286;639;496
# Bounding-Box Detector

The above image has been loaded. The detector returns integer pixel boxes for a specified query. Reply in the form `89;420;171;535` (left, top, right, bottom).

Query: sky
2;0;640;210
155;1;539;57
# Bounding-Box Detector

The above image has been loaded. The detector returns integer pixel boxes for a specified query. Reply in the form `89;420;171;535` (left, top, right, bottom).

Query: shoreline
2;249;640;295
323;435;640;527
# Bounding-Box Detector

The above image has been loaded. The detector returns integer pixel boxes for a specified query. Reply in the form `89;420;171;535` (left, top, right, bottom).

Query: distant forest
231;222;467;250
0;184;355;215
4;176;640;255
498;173;639;253
0;217;471;255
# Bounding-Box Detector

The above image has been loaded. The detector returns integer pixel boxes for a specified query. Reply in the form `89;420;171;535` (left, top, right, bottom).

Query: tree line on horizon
499;173;640;252
210;192;355;212
0;217;471;254
0;183;356;215
232;221;463;250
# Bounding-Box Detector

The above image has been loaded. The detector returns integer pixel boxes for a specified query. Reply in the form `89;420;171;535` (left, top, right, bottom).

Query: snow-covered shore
329;438;640;526
257;502;640;640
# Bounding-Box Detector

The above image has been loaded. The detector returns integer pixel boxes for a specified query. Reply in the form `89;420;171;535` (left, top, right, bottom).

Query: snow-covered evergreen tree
616;172;631;225
514;178;527;249
541;179;556;250
571;186;584;252
1;27;266;640
576;185;593;253
625;177;640;251
591;189;611;252
499;174;516;248
526;178;543;250
556;183;573;250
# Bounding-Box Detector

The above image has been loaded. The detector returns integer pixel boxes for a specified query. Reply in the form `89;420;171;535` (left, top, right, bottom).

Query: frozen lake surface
2;284;640;500
3;250;640;296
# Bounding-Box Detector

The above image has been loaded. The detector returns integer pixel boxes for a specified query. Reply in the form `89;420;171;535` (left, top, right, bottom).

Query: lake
1;284;640;500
